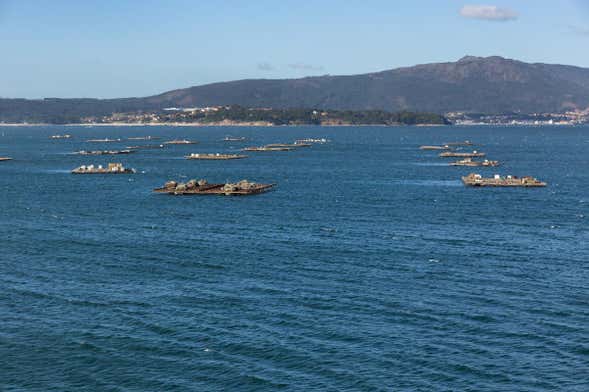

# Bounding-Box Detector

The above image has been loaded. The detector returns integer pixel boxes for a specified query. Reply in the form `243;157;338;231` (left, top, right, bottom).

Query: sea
1;125;588;391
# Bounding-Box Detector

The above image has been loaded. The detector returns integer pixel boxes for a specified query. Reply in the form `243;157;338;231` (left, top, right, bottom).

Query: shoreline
0;122;447;127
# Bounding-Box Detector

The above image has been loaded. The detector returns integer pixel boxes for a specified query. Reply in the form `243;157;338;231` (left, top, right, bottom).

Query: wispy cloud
460;5;518;21
288;63;324;72
257;62;275;71
569;25;589;36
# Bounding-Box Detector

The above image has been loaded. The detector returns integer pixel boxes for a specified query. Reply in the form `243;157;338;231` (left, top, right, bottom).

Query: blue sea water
0;125;588;391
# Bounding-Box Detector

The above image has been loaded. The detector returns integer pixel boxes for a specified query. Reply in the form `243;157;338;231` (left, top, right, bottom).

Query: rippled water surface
1;125;588;391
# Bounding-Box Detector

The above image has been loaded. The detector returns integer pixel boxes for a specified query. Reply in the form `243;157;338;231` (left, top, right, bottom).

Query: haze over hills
2;55;589;123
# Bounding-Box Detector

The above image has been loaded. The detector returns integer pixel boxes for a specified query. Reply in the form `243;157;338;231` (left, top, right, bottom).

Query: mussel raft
154;179;274;196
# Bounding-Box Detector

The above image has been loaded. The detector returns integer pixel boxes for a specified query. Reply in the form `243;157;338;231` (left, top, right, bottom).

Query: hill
2;56;589;123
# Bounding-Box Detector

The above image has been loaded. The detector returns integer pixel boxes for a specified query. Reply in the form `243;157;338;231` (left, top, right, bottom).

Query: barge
75;149;135;155
462;173;546;187
154;179;274;196
163;139;198;145
449;158;499;167
439;151;485;158
71;163;136;174
186;153;247;160
419;145;450;150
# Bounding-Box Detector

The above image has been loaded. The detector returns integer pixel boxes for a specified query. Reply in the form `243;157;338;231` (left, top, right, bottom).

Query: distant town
75;106;589;127
446;109;589;126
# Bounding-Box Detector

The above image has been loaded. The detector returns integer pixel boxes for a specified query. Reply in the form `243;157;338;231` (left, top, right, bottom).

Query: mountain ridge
2;56;589;123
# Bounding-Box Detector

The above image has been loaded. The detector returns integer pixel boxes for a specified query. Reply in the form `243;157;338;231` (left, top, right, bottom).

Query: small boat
71;163;136;174
449;158;499;167
462;173;546;187
163;139;198;145
86;138;121;143
50;134;72;139
75;150;135;155
154;179;274;196
439;150;485;158
0;157;12;162
186;153;247;160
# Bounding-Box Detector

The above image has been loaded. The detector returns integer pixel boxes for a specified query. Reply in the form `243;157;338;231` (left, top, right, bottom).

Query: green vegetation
153;106;450;126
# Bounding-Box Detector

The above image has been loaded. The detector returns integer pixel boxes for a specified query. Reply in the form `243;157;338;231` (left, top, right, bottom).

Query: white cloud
288;63;324;71
460;5;518;21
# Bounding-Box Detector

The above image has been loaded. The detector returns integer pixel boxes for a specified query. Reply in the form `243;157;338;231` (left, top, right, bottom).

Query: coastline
0;122;447;127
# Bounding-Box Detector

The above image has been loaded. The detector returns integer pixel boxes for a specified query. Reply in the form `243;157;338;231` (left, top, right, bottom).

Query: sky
1;0;589;98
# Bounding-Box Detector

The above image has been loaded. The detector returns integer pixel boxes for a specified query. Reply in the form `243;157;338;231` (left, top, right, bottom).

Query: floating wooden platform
128;136;160;141
71;163;136;174
75;150;135;155
450;159;499;167
266;143;311;148
462;173;546;187
185;153;247;160
243;146;293;152
127;144;165;149
154;179;274;196
86;138;121;143
420;145;450;150
440;151;486;158
445;140;474;146
163;140;198;145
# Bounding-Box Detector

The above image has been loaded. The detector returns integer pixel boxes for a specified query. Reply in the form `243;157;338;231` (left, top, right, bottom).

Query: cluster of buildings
446;110;589;126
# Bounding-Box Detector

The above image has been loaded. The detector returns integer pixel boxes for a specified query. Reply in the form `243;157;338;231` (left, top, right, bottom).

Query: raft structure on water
71;162;136;174
445;140;474;146
266;143;311;148
128;136;160;141
243;146;293;152
75;149;135;155
185;153;247;160
154;179;274;196
223;136;247;142
86;138;121;143
419;145;450;150
127;144;165;150
462;173;546;187
449;158;499;167
439;150;485;158
163;139;198;145
295;138;328;144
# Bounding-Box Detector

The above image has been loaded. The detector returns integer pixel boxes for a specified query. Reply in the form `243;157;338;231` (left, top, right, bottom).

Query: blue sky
1;0;588;98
